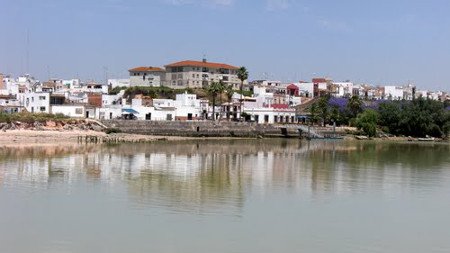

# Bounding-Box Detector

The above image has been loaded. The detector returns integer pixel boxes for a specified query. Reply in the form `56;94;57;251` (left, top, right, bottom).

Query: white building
384;86;405;100
51;105;86;118
108;79;130;89
18;92;50;113
244;107;297;124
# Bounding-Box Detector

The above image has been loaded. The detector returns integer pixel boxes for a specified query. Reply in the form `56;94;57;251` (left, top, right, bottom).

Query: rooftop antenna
202;53;207;62
26;29;30;74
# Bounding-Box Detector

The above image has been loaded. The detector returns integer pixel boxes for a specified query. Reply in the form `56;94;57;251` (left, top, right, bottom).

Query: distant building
129;67;165;87
108;79;130;89
164;59;241;89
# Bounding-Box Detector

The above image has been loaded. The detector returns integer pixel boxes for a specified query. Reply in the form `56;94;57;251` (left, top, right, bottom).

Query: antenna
103;66;108;85
26;29;30;74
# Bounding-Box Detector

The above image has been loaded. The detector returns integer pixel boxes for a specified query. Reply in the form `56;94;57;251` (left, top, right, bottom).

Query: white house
51;104;85;118
384;86;405;100
18;92;50;113
108;79;130;89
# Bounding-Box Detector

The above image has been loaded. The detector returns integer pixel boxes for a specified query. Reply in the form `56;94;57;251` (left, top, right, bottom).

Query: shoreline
0;130;255;147
0;129;447;147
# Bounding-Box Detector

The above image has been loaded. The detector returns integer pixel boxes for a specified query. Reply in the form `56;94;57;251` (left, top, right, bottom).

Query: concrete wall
51;105;85;117
101;120;290;137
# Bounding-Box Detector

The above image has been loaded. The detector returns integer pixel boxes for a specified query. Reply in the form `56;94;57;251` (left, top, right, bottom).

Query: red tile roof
165;60;239;70
129;66;165;72
312;78;328;83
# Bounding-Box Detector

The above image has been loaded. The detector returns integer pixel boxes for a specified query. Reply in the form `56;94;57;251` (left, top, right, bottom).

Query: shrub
105;128;122;134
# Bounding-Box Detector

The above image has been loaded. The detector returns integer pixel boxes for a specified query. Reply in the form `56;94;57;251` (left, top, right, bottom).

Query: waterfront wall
101;120;292;137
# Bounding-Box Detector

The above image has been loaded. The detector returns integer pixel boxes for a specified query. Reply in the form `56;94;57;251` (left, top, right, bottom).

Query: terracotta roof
165;60;239;70
312;78;328;83
129;66;165;72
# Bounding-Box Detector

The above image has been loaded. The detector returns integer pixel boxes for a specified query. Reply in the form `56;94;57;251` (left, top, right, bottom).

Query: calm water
0;140;449;253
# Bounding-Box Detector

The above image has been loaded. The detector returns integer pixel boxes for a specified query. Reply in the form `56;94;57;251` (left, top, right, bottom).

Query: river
0;140;449;253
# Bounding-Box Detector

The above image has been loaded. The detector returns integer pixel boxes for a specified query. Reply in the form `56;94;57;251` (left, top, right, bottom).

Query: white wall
130;75;161;87
20;92;50;113
244;108;297;124
293;83;314;98
385;86;404;100
51;105;85;117
108;79;130;89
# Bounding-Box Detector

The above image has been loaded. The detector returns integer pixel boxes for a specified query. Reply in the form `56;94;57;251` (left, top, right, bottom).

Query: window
40;106;46;112
39;96;46;100
75;108;83;114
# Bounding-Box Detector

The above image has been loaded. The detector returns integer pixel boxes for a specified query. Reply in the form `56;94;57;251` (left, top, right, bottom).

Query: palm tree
225;84;234;120
347;95;363;119
217;80;226;120
207;81;223;121
237;67;249;121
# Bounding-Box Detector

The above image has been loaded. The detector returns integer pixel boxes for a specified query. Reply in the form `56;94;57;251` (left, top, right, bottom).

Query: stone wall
101;120;293;137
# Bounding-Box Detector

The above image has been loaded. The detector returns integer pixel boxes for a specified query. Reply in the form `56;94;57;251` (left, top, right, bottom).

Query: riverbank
0;130;199;147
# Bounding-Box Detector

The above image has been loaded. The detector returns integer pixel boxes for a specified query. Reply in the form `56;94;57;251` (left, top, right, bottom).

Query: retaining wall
101;120;294;137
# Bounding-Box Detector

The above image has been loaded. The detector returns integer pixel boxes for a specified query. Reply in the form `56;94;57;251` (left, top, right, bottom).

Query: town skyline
2;0;450;90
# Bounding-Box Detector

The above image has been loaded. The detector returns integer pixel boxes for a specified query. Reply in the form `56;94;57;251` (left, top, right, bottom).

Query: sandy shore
0;130;201;147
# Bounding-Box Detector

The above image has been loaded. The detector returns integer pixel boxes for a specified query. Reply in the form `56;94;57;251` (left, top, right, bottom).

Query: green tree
309;103;320;125
355;109;379;137
225;84;234;102
224;84;234;120
237;67;249;120
347;95;363;119
317;95;331;126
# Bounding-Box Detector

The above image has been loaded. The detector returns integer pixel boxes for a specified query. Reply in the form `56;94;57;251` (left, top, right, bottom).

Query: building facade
164;59;241;89
129;67;165;87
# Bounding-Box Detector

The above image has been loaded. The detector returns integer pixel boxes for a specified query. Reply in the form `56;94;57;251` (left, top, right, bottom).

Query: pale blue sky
1;0;450;90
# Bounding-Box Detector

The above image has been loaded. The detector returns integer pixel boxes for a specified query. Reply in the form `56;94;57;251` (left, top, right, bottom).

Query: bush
105;128;122;134
355;109;378;137
0;112;69;123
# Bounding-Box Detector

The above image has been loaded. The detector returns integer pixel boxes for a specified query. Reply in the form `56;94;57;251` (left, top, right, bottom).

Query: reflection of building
2;141;445;215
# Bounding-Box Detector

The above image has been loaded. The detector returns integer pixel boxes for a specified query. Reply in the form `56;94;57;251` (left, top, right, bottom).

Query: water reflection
0;140;449;214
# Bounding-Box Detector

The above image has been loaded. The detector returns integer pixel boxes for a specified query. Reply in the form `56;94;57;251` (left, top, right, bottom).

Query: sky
1;0;450;91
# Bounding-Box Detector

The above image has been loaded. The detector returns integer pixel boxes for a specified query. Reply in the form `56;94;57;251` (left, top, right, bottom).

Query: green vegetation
104;128;122;134
0;112;69;123
355;109;378;137
378;98;450;138
123;86;194;100
309;94;450;138
235;90;253;97
237;66;249;120
207;81;226;120
109;86;128;95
